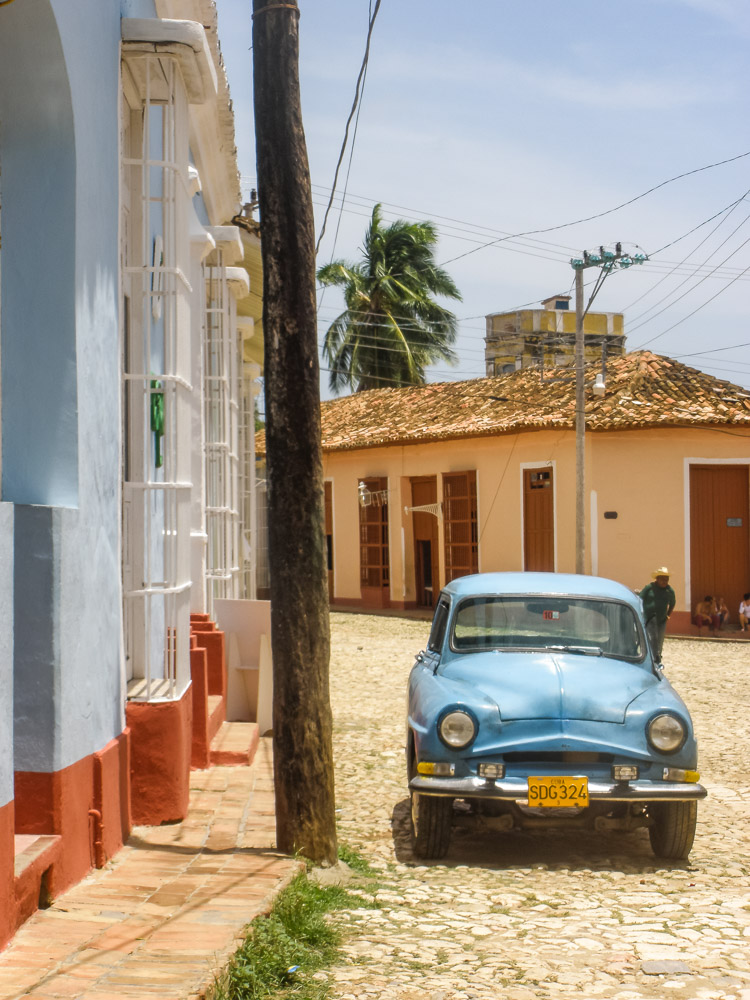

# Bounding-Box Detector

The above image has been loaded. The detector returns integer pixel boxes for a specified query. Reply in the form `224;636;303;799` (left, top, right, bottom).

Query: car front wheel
648;800;697;859
410;791;452;859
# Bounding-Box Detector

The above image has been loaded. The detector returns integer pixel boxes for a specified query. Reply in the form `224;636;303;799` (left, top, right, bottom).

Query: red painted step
209;722;260;767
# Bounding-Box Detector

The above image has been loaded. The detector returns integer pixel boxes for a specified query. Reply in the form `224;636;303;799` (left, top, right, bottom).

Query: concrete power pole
571;246;647;575
574;268;585;575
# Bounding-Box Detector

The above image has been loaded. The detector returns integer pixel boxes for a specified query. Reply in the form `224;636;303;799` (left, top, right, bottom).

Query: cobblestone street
326;611;750;1000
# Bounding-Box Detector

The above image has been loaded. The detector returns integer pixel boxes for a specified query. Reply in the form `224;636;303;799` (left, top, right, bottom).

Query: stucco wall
0;0;77;506
0;504;13;807
3;0;125;772
590;428;750;610
322;426;750;614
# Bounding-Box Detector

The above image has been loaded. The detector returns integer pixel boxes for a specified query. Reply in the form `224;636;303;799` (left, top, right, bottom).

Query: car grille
503;751;614;764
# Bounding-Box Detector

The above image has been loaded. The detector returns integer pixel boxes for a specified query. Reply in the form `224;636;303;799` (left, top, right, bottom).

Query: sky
215;0;750;398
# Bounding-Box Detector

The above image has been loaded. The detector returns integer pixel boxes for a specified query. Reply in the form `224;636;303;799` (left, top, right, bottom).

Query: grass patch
209;853;378;1000
336;843;375;875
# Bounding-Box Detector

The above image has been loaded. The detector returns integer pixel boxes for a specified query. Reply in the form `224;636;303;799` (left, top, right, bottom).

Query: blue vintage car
407;572;706;860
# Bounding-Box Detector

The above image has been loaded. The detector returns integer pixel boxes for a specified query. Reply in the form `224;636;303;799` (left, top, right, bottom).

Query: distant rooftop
255;351;750;455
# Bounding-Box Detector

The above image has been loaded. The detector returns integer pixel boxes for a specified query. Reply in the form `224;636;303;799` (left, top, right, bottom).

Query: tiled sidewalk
0;739;298;1000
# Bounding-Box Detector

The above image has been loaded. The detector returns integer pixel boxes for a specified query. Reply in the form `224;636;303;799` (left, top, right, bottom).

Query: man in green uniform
640;566;676;662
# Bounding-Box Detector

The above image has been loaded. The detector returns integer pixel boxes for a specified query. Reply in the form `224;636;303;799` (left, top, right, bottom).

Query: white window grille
204;258;242;614
255;478;270;597
121;52;192;702
239;364;261;599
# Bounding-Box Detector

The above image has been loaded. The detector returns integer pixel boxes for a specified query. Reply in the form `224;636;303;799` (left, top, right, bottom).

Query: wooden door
690;465;749;619
359;476;390;607
443;471;478;583
324;481;333;601
524;467;554;572
411;477;439;607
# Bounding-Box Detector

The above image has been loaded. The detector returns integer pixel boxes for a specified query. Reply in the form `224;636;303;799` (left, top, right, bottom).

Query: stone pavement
326;612;750;1000
2;613;748;1000
0;739;298;1000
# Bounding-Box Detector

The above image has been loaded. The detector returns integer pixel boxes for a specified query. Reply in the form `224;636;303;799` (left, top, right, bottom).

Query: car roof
442;572;641;609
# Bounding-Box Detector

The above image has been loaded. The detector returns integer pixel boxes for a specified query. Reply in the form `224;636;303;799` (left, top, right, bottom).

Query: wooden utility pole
252;0;337;864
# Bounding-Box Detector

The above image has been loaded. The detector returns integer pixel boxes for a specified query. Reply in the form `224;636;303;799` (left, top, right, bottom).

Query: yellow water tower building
485;294;625;376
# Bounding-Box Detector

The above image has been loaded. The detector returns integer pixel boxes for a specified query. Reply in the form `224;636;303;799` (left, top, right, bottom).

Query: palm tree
318;204;462;393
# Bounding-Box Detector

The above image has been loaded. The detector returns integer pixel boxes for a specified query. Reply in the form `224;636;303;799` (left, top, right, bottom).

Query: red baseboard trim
0;800;13;950
191;626;226;700
9;732;131;943
666;611;692;635
126;689;192;825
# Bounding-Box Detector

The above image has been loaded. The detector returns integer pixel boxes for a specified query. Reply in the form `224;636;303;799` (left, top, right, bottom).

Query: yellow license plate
528;775;589;808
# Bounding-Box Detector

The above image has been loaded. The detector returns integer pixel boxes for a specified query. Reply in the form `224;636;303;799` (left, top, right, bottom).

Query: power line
326;9;371;268
312;196;573;264
621;188;750;312
673;339;750;358
650;189;750;257
314;0;382;255
315;322;489;359
313;190;750;280
312;187;581;257
634;259;750;349
312;181;750;278
438;150;750;267
627;213;750;331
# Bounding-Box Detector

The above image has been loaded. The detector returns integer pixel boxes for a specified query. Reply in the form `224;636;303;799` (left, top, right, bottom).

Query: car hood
439;650;656;724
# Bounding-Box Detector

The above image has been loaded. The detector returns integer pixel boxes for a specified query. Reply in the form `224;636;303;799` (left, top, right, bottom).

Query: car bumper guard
409;775;707;801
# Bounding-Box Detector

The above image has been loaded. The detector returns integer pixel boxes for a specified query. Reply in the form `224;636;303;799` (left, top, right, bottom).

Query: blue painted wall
0;0;78;507
1;0;125;772
0;504;13;808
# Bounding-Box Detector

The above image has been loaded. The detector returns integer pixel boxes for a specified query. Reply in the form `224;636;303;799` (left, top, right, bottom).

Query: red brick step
210;721;260;766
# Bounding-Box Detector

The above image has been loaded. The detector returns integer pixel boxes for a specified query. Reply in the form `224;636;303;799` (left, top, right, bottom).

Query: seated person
739;593;750;632
717;596;729;627
693;596;720;632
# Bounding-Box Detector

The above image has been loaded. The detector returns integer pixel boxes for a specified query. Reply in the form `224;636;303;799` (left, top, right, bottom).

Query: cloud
364;43;734;113
654;0;750;35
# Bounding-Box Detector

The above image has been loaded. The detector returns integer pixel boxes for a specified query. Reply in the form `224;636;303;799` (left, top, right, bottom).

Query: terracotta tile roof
256;351;750;455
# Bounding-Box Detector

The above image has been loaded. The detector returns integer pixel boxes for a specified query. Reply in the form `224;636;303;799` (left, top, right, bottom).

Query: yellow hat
652;566;670;579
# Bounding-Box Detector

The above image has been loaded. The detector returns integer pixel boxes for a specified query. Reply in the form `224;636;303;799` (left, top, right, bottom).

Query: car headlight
438;709;477;749
647;713;687;753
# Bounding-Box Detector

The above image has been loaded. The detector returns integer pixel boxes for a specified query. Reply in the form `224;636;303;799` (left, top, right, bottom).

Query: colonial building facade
0;0;261;947
299;353;750;634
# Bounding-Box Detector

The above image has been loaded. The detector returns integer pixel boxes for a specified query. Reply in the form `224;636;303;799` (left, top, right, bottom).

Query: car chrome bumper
409;775;707;801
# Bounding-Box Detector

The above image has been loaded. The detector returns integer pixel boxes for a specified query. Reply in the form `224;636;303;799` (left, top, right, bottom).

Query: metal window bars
204;258;243;614
122;53;192;702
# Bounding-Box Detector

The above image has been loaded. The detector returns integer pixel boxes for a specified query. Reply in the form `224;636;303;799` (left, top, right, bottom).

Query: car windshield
451;595;645;661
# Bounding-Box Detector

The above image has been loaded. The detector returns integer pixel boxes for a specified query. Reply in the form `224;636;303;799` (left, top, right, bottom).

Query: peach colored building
294;352;750;634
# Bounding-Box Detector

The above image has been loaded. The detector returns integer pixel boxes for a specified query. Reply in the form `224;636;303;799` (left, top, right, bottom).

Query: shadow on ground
390;797;694;875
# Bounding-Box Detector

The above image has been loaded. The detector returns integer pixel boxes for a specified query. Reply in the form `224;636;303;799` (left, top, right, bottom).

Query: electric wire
327;14;370;266
627;212;750;331
438;150;750;267
479;434;521;543
312;193;750;285
313;188;582;257
314;182;750;270
650;189;750;257
635;259;750;349
672;339;750;358
620;188;750;312
308;159;750;387
314;0;382;255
